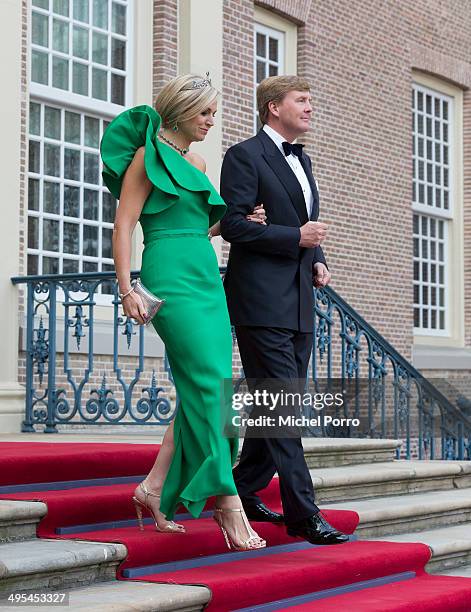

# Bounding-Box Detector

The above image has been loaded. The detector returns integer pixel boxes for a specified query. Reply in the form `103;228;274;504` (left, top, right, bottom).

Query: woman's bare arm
112;146;152;324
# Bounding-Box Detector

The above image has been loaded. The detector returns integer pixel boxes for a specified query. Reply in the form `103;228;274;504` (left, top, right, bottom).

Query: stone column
0;0;27;431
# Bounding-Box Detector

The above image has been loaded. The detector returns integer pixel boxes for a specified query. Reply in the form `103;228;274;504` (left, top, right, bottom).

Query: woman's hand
246;204;267;225
121;290;149;325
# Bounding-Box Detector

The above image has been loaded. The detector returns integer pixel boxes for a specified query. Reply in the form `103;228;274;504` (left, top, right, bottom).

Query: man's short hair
257;75;311;125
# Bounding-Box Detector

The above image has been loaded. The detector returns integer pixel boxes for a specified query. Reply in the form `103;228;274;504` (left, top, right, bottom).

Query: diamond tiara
180;72;212;91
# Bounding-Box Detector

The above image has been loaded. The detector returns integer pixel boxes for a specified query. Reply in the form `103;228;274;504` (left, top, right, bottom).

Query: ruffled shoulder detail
100;104;226;221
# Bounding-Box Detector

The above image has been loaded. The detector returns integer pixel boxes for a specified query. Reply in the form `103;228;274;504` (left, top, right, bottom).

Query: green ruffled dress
100;105;238;519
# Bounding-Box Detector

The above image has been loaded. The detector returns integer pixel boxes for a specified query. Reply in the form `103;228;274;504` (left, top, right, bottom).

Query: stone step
0;581;210;611
311;459;471;503
302;438;400;468
0;501;46;543
323;488;471;537
0;434;401;468
0;539;127;595
376;523;471;573
440;565;471;578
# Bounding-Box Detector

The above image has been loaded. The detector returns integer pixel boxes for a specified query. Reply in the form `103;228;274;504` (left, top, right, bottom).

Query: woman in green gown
100;74;266;551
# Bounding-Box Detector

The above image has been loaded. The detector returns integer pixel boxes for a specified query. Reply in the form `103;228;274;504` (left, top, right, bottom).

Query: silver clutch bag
132;279;165;325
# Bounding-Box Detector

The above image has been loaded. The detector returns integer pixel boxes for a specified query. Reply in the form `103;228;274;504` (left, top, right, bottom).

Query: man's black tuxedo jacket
220;129;326;333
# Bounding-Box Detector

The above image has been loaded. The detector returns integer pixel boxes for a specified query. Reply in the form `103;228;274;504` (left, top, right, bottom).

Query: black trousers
233;325;319;523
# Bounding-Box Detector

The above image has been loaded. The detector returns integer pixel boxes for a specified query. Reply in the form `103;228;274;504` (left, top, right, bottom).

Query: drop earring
172;124;178;132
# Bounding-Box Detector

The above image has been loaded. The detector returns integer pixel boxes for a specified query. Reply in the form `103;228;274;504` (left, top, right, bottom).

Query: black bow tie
282;141;304;159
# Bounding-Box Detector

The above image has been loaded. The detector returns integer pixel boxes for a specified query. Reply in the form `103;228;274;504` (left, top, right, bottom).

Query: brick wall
152;0;178;95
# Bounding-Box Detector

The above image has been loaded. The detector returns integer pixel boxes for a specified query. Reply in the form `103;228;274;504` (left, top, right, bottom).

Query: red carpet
282;574;471;611
3;441;471;611
0;442;157;485
135;540;431;611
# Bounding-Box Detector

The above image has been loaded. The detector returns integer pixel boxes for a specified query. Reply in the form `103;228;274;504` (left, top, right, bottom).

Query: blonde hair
155;74;219;128
257;75;311;125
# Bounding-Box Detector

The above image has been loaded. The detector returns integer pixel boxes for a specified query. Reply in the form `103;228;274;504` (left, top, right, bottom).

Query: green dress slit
100;105;238;519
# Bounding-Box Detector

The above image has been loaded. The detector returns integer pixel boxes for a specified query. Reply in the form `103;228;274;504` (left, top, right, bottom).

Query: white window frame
253;7;297;133
412;73;464;347
28;0;135;306
412;84;453;337
30;0;134;116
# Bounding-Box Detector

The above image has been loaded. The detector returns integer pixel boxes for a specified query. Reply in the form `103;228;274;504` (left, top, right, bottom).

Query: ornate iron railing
312;289;471;460
11;271;471;460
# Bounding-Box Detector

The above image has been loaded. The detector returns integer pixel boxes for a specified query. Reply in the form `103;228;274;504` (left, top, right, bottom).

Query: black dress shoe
243;502;284;523
286;513;349;545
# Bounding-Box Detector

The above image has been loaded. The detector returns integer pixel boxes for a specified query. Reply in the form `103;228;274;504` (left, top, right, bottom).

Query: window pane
102;192;116;223
73;0;89;23
52;18;69;52
29;141;40;173
33;0;49;8
72;62;88;95
44;143;61;176
269;64;278;77
439;310;445;329
29;178;40;211
111;38;125;69
102;227;112;258
111;73;125;105
53;0;69;16
28;254;39;275
83;225;98;256
52;56;69;90
32;50;48;85
32;11;49;47
29;102;41;136
28;216;39;249
73;26;89;59
65;111;81;143
92;67;107;100
63;222;80;254
43;181;60;214
83;261;98;272
63;259;79;273
43;256;59;274
64;148;81;181
44;106;61;140
92;32;108;64
84;116;99;147
84;153;99;184
43;219;60;251
84;188;98;219
64;185;80;217
268;37;278;61
256;32;265;57
256;60;265;84
93;0;108;28
111;2;126;34
101;263;115;294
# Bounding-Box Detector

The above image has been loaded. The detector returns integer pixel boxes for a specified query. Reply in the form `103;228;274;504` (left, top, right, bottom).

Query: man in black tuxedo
220;75;348;545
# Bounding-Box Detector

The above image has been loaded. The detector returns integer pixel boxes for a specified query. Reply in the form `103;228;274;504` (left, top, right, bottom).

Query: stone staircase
1;437;471;610
0;498;209;611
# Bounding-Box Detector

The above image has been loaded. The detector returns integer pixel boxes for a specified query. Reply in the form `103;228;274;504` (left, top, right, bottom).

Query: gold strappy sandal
132;481;186;533
213;507;266;551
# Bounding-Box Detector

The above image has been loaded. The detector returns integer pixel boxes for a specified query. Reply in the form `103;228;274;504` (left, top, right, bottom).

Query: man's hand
299;221;328;248
313;262;331;288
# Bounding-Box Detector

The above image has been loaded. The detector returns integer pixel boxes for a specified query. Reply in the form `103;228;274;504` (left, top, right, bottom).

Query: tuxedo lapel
299;154;320;221
257;130;308;225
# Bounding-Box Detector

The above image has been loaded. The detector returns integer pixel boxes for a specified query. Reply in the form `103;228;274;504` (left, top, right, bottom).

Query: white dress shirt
263;123;314;218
